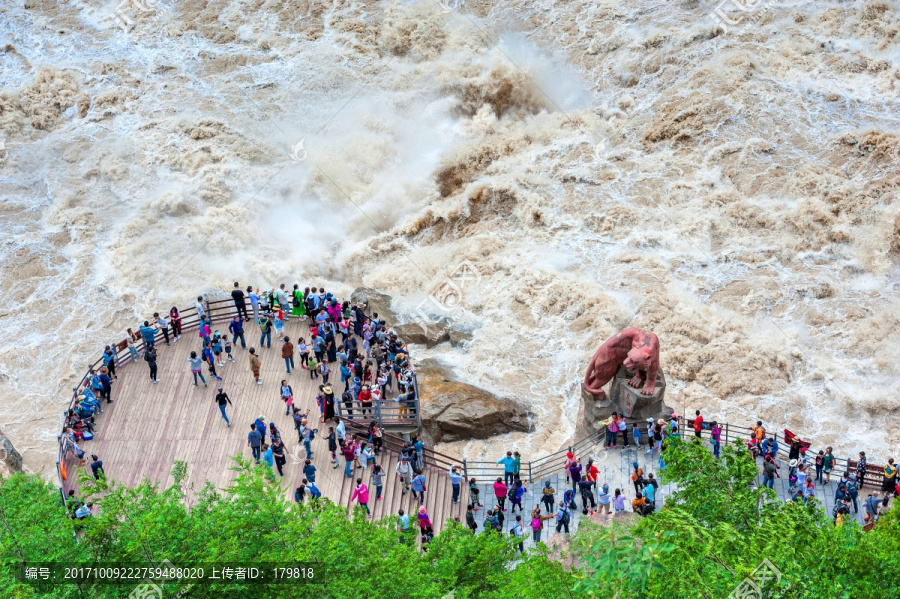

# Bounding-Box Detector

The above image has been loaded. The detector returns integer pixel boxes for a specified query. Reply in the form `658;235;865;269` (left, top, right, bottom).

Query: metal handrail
685;418;886;488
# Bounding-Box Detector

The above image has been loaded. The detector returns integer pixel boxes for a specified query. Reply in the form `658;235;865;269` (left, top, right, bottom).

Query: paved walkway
468;441;872;550
62;314;466;532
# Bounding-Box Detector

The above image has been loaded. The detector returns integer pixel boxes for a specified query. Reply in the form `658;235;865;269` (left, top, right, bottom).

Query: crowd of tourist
60;285;897;546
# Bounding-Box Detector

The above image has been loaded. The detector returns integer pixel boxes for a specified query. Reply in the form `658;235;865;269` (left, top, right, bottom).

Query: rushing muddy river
1;0;899;476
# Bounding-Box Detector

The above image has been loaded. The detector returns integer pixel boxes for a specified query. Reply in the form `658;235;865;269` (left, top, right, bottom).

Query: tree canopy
1;441;897;598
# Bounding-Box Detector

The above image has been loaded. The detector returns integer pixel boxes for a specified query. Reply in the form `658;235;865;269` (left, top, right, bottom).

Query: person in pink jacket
351;478;370;516
493;478;509;512
417;505;432;531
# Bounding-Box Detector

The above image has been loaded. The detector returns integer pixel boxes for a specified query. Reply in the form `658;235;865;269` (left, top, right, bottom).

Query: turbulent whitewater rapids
0;0;899;476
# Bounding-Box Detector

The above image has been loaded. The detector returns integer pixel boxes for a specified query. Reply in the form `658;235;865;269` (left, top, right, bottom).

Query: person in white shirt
195;296;206;320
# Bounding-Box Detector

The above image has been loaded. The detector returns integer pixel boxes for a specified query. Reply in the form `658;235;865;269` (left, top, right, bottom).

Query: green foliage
0;459;579;598
4;441;899;599
570;436;900;599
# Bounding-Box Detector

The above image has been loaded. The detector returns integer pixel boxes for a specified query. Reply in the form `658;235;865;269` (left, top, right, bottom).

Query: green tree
571;437;900;599
0;458;580;598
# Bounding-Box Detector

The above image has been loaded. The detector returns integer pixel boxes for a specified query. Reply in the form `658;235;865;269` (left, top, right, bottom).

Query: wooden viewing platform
60;303;467;533
57;298;889;546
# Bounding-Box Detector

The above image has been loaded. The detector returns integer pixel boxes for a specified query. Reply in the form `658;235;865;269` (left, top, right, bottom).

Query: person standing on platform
188;351;207;386
215;387;232;427
248;286;260;323
247;423;262;463
89;455;104;479
169;307;182;342
255;415;268;447
277;284;291;321
232;282;249;320
882;459;898;496
511;516;525;553
102;346;118;380
693;410;704;438
258;313;273;349
498;451;516;486
282;337;294;374
449;464;463;504
249;348;261;385
139;320;156;351
272;440;286;477
411;471;427;505
229;316;246;350
292;284;305;320
396;455;413;494
466;504;478;533
823;447;836;485
493;478;508;512
195;296;206;321
554;501;571;534
145;345;159;384
99;369;113;404
856;452;867;487
154;312;170;346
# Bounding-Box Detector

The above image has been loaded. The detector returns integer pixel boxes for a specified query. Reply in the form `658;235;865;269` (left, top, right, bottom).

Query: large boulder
350;288;397;323
417;359;532;443
393;322;451;348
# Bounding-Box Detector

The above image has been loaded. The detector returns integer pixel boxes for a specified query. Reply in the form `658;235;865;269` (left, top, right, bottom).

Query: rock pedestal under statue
582;366;670;431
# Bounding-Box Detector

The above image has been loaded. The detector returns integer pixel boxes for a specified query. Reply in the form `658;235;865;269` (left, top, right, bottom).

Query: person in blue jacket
498;451;516;485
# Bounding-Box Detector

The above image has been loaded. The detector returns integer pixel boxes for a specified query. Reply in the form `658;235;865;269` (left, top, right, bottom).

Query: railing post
413;373;421;429
725;422;729;446
375;399;382;426
528;461;532;484
463;459;468;484
335;399;342;419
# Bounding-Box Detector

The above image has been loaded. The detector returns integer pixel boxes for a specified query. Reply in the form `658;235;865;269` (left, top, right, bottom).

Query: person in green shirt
513;451;521;480
823;446;835;484
292;284;305;319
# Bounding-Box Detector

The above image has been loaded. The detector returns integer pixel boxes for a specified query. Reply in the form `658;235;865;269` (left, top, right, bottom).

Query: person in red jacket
493;478;509;512
693;410;704;438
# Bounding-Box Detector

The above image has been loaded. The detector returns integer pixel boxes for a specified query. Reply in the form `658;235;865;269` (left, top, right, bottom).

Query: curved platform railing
55;294;892;504
54;296;421;495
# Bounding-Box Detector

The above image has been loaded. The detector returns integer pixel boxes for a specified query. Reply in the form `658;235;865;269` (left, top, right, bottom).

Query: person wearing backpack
579;476;596;514
822;447;836;484
510;480;528;513
631;461;645;495
258;313;273;348
142;345;159;383
554;501;571;533
847;474;859;513
882;459;898;496
308;479;321;501
483;510;500;533
511;516;525;553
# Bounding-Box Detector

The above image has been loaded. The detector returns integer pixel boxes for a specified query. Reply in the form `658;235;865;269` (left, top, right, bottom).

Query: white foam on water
1;0;899;477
